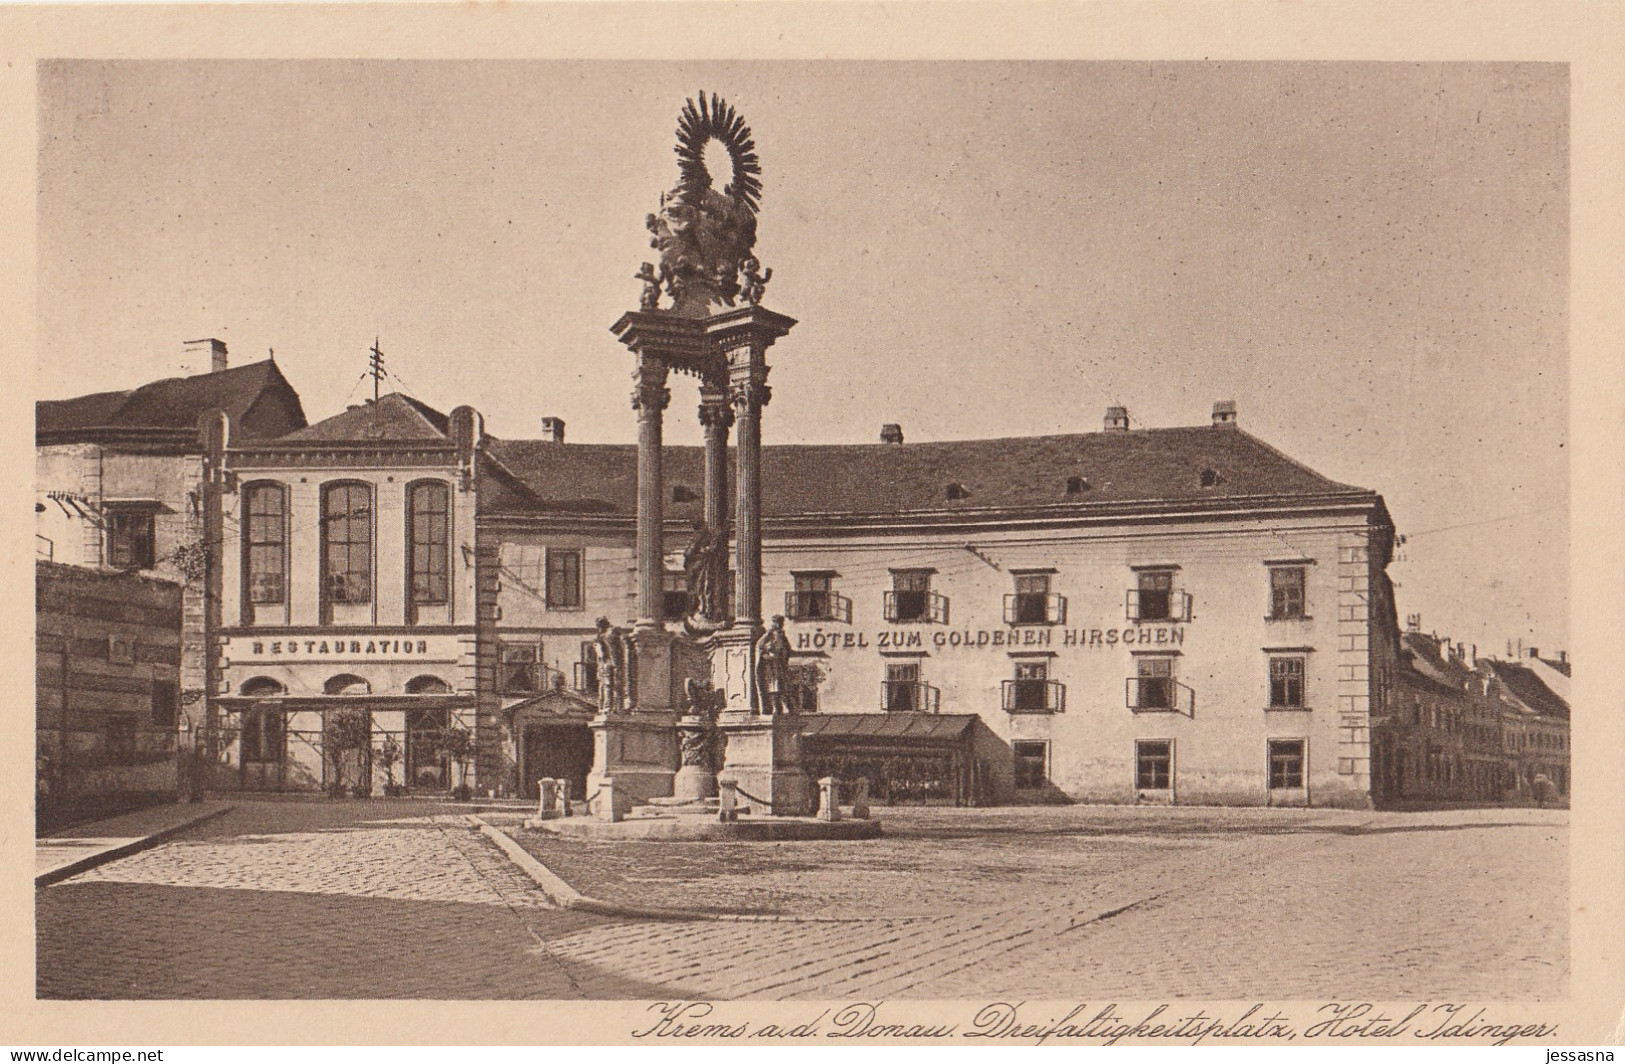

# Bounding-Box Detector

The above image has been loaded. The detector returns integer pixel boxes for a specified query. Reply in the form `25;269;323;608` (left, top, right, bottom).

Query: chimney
541;417;566;443
1527;647;1540;660
1559;650;1567;665
1212;399;1237;428
880;423;903;445
184;338;228;374
1104;406;1130;432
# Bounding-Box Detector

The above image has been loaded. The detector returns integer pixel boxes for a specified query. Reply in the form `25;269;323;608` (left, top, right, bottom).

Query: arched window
405;675;452;695
324;674;371;696
407;480;450;622
321;482;373;619
243;483;288;620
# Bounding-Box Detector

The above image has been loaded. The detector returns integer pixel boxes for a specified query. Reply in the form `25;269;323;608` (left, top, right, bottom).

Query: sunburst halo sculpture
675;92;762;214
641;92;771;316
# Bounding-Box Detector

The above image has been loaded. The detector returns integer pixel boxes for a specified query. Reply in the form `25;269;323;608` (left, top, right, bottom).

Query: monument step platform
645;796;720;809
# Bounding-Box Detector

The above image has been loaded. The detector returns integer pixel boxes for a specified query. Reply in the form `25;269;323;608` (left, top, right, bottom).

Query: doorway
522;724;594;800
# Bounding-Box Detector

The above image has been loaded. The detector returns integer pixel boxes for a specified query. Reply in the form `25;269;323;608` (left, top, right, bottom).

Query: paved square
36;800;1566;1000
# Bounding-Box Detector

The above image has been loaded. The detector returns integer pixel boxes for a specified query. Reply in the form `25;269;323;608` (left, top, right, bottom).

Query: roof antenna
369;338;386;405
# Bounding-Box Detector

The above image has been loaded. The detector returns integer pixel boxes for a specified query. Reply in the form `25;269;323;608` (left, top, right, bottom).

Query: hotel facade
482;399;1400;809
196;391;1401;807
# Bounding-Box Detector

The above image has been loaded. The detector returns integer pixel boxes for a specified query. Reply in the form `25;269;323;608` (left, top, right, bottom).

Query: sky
35;60;1569;654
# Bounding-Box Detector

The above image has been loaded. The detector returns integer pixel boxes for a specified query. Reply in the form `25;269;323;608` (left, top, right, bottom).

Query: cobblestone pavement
36;800;1566;1000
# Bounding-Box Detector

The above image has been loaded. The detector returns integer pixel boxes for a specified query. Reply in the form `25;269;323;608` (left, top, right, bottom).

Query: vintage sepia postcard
2;0;1622;1051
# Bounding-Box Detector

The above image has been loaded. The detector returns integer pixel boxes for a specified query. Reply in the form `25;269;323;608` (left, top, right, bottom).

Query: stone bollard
850;778;871;820
817;777;841;822
559;778;573;817
598;777;624;823
536;778;560;820
718;778;739;823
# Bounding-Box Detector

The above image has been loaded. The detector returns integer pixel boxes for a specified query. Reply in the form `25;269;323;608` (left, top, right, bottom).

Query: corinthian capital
698;393;735;431
630;359;671;413
729;379;772;415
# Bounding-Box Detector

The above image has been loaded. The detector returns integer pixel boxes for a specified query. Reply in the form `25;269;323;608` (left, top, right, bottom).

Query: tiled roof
36;360;304;442
1536;656;1571;678
1398;632;1477;696
483;426;1373;520
279;393;450;443
1481;659;1570;720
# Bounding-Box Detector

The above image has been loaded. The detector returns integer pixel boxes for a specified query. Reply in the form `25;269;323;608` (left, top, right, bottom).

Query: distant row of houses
1383;623;1570;804
35;340;1570;820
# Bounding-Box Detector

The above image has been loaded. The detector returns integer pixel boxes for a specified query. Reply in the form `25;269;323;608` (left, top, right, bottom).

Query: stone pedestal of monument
711;627;810;815
716;712;811;816
586;625;678;804
672;714;719;801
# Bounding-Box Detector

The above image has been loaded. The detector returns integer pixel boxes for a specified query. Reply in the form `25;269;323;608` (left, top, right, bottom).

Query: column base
587;711;678;805
717;712;811;817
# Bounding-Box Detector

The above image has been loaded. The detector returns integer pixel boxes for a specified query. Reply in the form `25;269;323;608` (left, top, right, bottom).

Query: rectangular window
886;570;947;624
663;570;690;622
244;484;287;606
545;548;583;610
107;510;155;570
574;640;598;695
1006;572;1064;626
1269;566;1307;619
151;679;178;728
1134;656;1174;710
499;641;542;694
1013;740;1049;790
884;661;923;712
407;481;450;613
786;660;823;713
792;573;830;619
787;572;849;622
1268;739;1306;789
1268;656;1306;708
1004;660;1063;713
321;483;373;608
1136;570;1172;621
1136;740;1172;790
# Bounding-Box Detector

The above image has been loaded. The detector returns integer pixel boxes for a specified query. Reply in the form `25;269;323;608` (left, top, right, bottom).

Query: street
37;800;1567;1000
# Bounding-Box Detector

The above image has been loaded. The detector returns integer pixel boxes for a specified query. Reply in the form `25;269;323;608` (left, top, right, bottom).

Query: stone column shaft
632;354;671;628
699;379;733;621
728;348;770;631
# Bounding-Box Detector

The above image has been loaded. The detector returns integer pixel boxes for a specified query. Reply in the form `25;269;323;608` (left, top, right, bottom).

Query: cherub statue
635;262;661;311
740;257;773;306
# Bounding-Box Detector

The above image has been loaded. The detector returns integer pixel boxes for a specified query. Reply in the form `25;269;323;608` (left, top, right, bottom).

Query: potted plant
378;733;405;797
439;725;473;800
325;709;373;798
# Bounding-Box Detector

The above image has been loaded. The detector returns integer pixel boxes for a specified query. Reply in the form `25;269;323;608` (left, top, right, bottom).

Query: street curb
469;816;895;924
36;805;235;887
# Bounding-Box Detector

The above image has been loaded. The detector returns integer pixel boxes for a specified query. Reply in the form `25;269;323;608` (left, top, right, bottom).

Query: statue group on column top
639;94;771;318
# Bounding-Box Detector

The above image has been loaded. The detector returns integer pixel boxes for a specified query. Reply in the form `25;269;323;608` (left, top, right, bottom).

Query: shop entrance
522;724;594;800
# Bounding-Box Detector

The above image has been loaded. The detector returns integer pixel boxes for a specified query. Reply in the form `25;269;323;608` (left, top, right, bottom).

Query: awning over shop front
799;713;979;745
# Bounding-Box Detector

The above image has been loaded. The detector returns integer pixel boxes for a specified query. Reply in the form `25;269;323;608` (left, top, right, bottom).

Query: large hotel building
200;388;1400;809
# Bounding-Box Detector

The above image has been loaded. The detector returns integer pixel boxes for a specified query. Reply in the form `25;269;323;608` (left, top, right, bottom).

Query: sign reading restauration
795;625;1187;652
222;634;463;663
